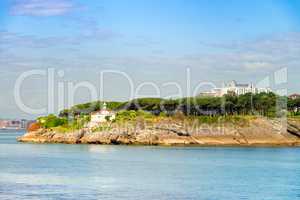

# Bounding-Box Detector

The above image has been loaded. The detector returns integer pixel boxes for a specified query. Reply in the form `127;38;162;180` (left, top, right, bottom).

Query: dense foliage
115;110;153;122
37;114;90;130
37;114;67;128
58;92;299;118
288;97;300;116
59;101;123;118
36;92;300;130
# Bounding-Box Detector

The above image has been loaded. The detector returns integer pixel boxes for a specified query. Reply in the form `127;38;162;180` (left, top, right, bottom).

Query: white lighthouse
89;103;116;127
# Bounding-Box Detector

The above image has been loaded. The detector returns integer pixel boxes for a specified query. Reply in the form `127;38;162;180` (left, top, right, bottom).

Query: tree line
58;92;300;118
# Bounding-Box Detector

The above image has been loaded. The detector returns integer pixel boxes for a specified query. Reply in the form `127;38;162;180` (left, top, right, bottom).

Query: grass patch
184;115;253;126
115;110;155;122
92;123;113;132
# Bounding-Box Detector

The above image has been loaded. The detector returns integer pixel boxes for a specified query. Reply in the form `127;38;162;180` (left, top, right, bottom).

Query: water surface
0;130;300;200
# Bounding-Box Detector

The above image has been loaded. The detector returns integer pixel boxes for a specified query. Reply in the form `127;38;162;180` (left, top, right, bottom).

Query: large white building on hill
199;80;271;97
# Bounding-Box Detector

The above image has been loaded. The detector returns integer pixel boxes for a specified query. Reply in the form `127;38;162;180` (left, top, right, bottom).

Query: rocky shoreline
17;117;300;147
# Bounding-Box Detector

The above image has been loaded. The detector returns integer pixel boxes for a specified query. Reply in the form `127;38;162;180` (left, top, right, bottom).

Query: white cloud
196;32;300;73
0;29;120;50
243;61;273;70
1;31;300;82
10;0;81;16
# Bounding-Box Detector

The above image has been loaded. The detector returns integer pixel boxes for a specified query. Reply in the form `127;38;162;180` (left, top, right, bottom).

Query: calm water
0;130;300;200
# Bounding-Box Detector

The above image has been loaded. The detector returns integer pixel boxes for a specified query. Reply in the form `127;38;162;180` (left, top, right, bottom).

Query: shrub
92;124;112;132
38;114;67;128
159;112;167;117
27;122;41;132
116;110;154;122
116;110;137;121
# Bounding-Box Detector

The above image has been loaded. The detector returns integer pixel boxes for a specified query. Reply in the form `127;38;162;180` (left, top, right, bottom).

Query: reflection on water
1;130;300;200
87;145;116;154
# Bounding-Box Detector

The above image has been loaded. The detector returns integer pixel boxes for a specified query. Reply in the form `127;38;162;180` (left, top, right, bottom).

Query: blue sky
1;0;300;118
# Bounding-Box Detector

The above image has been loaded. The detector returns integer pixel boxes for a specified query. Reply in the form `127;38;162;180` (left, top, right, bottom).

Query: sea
0;130;300;200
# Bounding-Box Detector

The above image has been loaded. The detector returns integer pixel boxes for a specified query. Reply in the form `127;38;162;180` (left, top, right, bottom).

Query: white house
289;94;300;100
89;103;116;128
199;80;271;97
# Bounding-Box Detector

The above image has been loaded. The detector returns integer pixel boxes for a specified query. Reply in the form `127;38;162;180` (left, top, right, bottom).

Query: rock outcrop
17;118;300;147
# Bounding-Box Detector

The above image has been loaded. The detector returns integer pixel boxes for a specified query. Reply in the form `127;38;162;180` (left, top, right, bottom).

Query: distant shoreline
1;128;25;131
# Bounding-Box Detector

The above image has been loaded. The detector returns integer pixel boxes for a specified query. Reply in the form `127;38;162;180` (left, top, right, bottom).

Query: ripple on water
1;131;300;200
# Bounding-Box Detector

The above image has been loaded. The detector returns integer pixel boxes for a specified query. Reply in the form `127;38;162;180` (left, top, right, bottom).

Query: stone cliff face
17;118;300;146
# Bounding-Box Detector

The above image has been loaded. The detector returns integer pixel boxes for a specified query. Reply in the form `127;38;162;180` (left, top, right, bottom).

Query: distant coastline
0;119;33;130
0;128;24;130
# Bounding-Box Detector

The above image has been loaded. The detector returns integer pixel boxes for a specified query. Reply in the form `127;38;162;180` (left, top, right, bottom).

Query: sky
0;0;300;118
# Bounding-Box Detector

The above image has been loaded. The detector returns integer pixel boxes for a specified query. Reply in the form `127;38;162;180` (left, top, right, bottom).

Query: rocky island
18;95;300;147
18;116;300;147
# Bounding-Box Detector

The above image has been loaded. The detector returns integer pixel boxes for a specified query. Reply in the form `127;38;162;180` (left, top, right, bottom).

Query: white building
89;103;116;128
289;94;300;100
199;80;271;97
